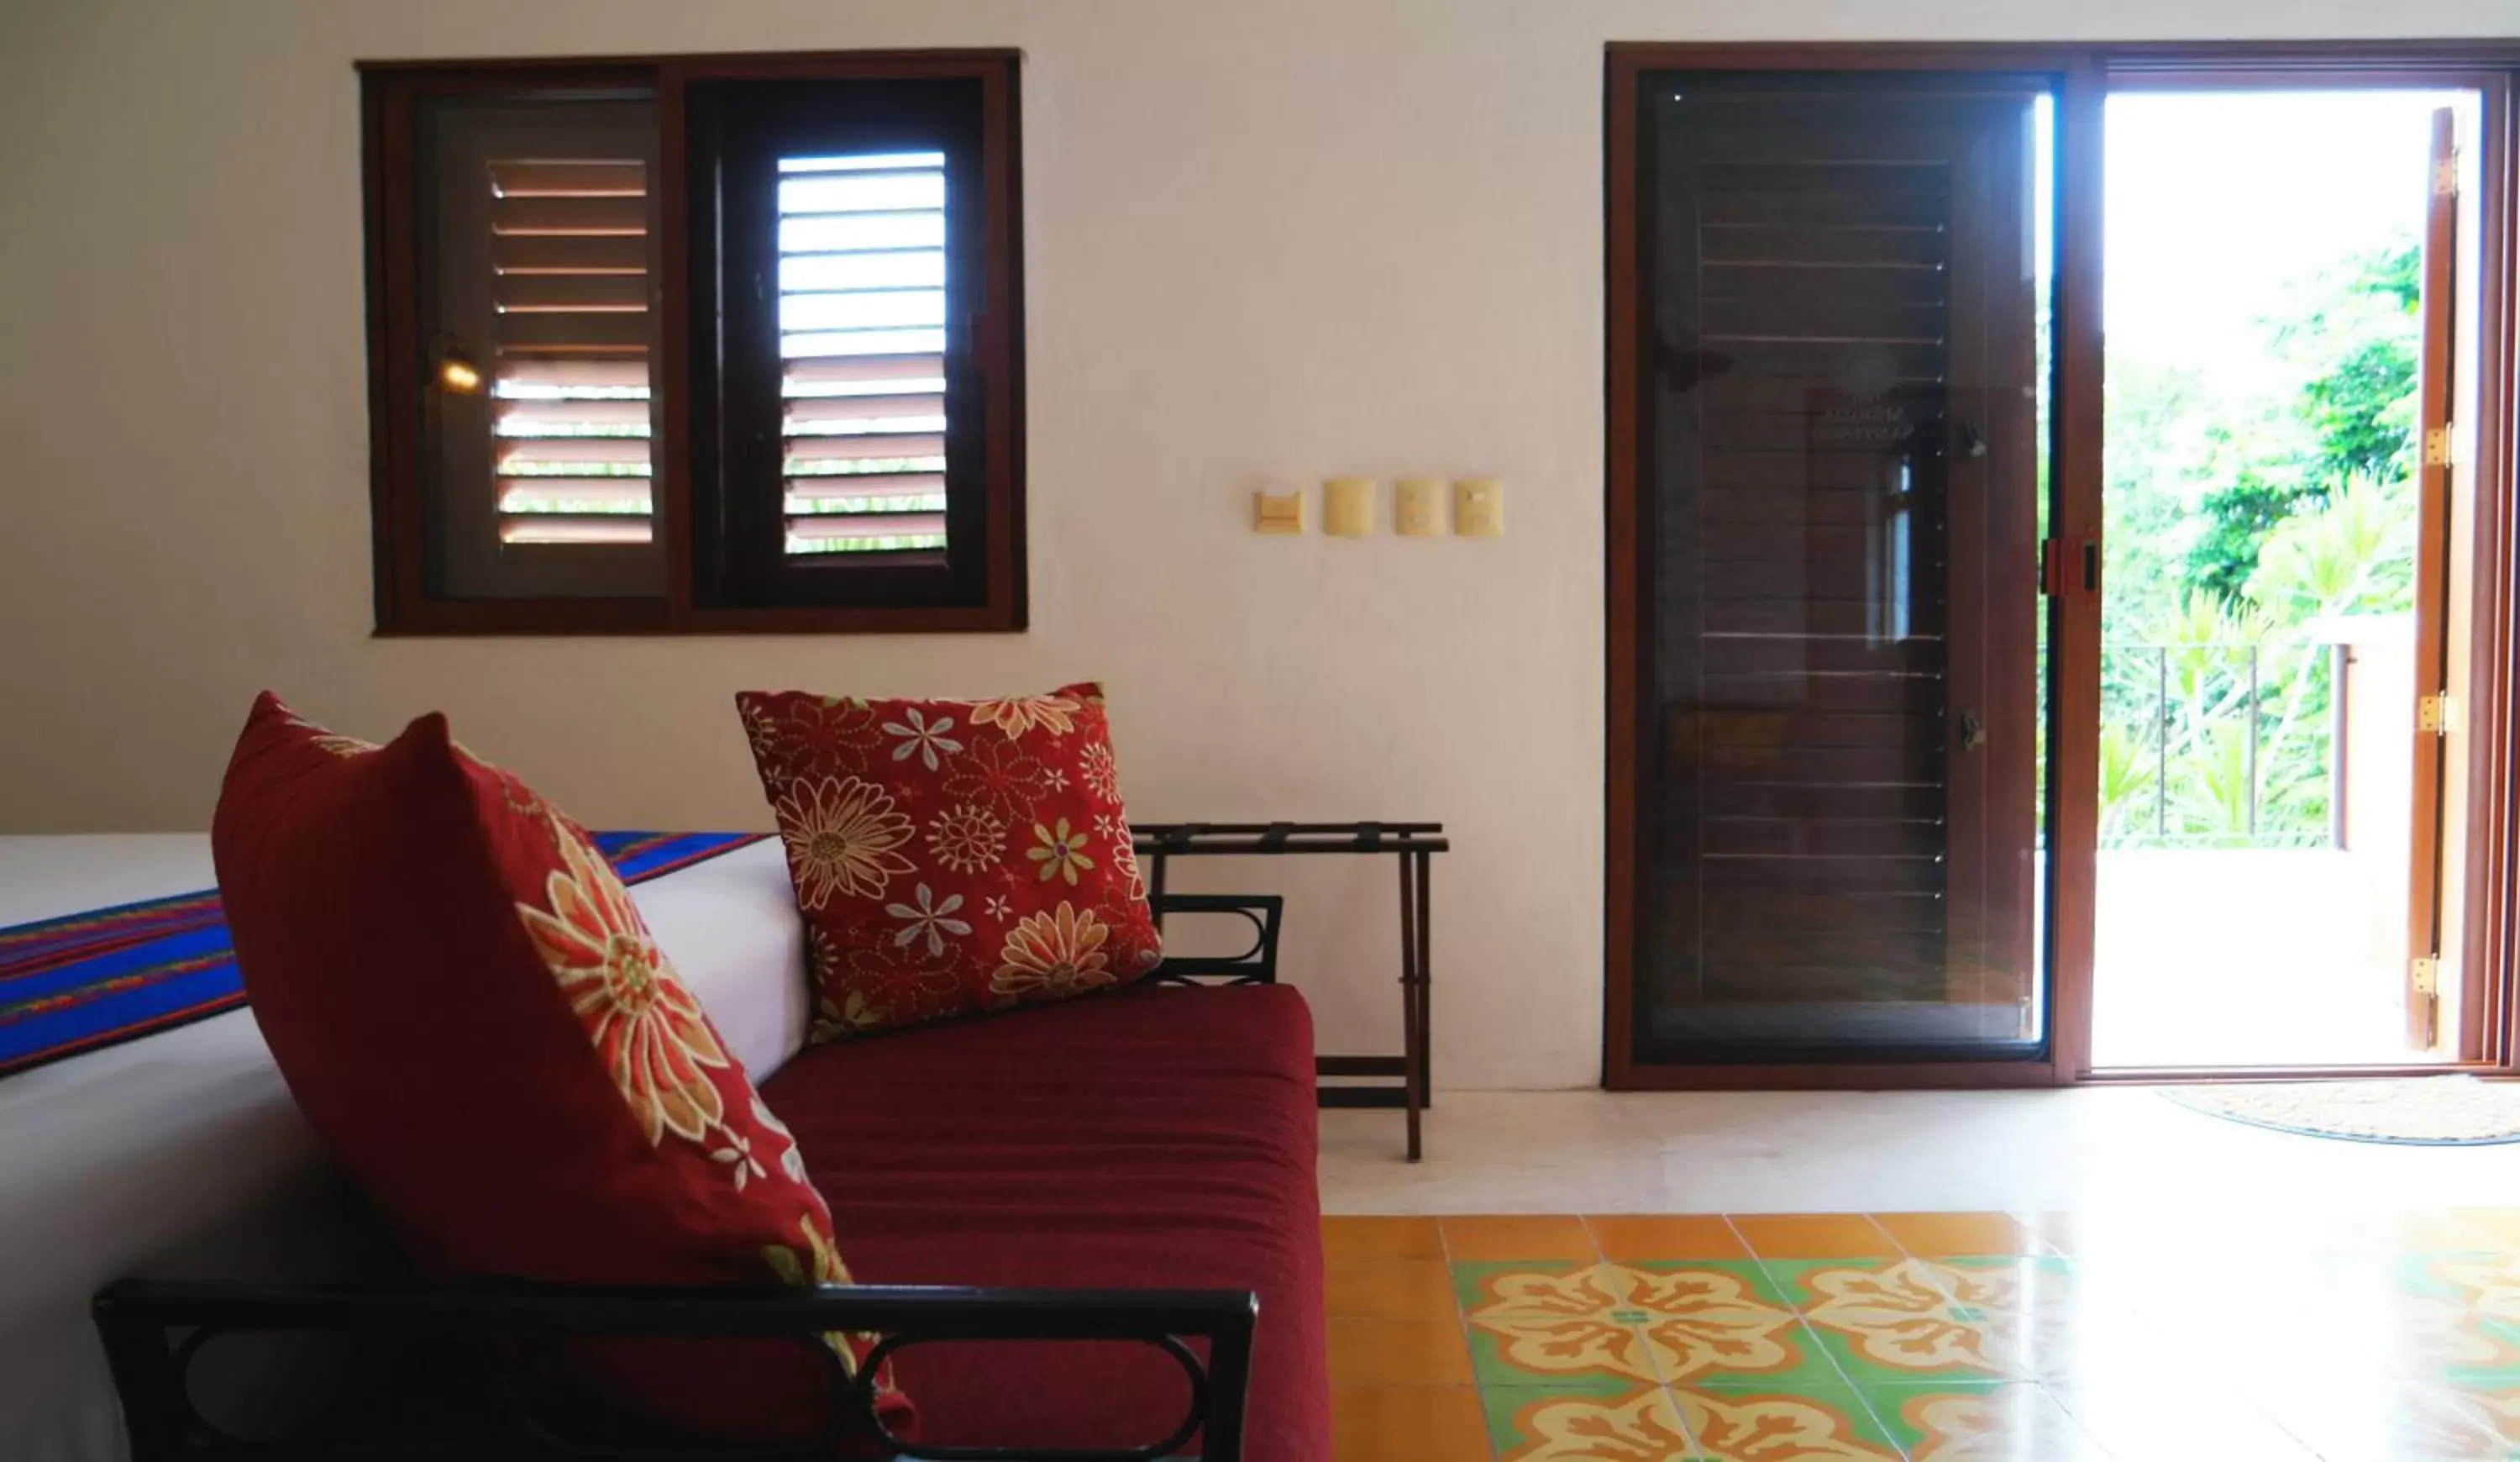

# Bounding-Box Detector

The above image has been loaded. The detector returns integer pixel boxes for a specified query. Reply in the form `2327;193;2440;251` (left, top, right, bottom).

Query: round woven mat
2164;1075;2520;1146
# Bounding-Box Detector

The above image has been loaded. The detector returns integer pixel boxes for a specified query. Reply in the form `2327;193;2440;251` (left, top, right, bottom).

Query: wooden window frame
1605;39;2520;1091
360;50;1026;637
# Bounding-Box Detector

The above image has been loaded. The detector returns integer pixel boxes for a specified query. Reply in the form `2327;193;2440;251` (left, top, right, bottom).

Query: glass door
1614;71;2054;1067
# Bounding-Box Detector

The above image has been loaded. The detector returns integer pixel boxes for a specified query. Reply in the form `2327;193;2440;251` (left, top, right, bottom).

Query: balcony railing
2098;639;2339;849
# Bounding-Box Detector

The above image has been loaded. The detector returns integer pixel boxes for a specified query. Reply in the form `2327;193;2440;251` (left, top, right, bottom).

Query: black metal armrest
1146;892;1283;986
95;1276;1255;1462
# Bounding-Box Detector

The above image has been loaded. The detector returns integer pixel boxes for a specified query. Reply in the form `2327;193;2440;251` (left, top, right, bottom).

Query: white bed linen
0;834;807;1462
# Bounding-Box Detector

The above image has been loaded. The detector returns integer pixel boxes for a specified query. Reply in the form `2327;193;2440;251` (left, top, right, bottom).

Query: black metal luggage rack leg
1136;821;1445;1161
94;1276;1256;1462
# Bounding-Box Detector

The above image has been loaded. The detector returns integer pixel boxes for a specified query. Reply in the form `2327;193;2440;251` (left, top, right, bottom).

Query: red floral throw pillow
736;682;1163;1039
212;694;910;1450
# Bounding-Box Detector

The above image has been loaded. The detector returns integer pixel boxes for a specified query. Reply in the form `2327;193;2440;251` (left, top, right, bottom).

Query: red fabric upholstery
760;984;1330;1461
212;695;907;1451
736;683;1165;1039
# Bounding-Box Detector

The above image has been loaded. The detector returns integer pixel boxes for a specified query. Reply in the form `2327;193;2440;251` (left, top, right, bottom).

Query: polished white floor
1318;1086;2520;1215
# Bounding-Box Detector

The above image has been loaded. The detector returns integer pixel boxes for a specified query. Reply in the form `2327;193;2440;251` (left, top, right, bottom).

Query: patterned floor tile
1871;1213;2050;1259
1456;1260;1840;1390
1445;1216;1600;1264
1669;1382;1904;1461
1328;1314;1476;1386
2049;1380;2321;1462
2248;1374;2518;1460
1761;1257;2014;1384
1326;1215;1446;1263
2455;1211;2520;1252
1911;1256;2200;1382
2407;1252;2520;1382
1859;1380;2112;1460
1482;1381;1691;1462
2443;1381;2520;1451
2076;1246;2309;1323
1732;1214;1901;1261
2015;1207;2263;1265
1454;1262;1657;1388
1332;1385;1495;1462
1331;1259;1471;1318
1326;1214;2520;1459
2281;1209;2512;1258
1588;1215;1751;1262
2202;1253;2520;1385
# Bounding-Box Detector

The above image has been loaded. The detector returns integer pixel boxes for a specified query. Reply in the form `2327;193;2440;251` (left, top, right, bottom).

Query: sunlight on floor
2092;849;2416;1067
1322;1209;2520;1460
1322;1091;2520;1457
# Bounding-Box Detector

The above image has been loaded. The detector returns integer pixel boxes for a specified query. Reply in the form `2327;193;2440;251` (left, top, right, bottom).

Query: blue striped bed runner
0;832;769;1080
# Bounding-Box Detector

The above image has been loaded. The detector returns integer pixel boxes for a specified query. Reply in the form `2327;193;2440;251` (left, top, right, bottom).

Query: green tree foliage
2245;476;2415;623
2097;241;2422;847
2186;468;2313;606
2181;245;2421;603
2306;337;2421;482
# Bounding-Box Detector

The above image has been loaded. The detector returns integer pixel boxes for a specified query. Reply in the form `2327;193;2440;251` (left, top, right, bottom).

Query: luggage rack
1133;822;1445;1160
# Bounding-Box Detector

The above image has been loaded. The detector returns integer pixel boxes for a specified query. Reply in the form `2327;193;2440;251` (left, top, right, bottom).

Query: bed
0;834;811;1462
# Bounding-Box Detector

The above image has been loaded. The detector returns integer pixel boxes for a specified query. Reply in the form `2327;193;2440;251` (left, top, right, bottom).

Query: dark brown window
361;53;1024;634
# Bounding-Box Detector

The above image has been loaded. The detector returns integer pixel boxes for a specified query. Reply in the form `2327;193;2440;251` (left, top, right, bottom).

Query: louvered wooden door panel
1630;81;2042;1060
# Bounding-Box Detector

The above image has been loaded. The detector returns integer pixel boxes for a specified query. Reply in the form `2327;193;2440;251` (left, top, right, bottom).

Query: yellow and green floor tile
1322;1211;2520;1459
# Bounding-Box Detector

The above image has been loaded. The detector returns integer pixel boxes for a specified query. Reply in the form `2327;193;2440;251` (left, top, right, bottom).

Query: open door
2406;106;2460;1051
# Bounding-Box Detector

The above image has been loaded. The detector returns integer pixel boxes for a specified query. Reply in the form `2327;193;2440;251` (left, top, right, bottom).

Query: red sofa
97;969;1331;1461
765;983;1328;1458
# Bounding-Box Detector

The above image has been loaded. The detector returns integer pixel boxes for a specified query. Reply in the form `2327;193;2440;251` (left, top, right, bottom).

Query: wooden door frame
1605;39;2520;1091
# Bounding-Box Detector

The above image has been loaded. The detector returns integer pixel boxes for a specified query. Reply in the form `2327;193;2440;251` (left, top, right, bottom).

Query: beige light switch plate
1253;490;1304;535
1454;477;1504;538
1395;477;1444;537
1324;477;1374;537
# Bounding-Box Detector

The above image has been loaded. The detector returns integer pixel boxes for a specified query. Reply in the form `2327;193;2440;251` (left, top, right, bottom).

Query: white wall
2;0;2512;1091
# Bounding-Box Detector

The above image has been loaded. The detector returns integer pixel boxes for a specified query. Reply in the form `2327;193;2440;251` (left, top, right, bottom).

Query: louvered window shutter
417;98;664;600
490;159;654;545
366;59;1022;632
777;152;951;556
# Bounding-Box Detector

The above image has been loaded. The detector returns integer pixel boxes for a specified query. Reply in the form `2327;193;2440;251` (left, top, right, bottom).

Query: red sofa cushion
759;983;1329;1461
735;683;1164;1039
212;695;909;1450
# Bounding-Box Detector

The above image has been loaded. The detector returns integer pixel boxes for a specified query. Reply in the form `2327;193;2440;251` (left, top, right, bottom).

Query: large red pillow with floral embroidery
211;694;910;1452
736;682;1163;1039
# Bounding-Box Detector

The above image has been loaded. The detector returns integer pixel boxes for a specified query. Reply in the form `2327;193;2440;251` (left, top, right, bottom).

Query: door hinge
2425;425;2457;469
2436;155;2460;198
2412;955;2441;996
2420;692;2457;735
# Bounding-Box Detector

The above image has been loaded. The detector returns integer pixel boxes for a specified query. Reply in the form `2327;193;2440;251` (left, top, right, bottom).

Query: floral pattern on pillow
509;807;890;1383
227;697;910;1442
738;683;1163;1040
